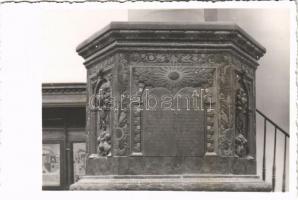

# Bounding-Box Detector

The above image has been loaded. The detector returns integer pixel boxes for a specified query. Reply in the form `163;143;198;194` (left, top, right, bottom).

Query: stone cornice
42;83;87;107
42;83;86;95
77;22;266;63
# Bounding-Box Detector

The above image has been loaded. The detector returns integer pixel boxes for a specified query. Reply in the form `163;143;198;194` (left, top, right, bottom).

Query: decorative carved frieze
133;66;215;92
129;52;230;67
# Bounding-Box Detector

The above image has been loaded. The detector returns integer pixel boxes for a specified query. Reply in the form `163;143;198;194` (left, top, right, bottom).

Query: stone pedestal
70;22;271;191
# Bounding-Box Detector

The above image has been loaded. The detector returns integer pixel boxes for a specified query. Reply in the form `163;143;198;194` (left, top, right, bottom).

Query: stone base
70;174;272;191
86;156;256;175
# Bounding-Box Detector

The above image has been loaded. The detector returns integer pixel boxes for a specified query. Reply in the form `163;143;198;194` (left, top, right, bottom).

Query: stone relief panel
130;82;145;154
133;66;214;92
204;87;217;154
113;53;131;156
87;55;115;157
85;52;255;158
230;54;256;158
95;74;112;156
129;52;221;156
216;54;256;157
234;71;253;158
217;56;234;157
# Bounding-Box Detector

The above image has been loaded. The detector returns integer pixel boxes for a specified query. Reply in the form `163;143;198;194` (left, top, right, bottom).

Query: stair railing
256;109;289;192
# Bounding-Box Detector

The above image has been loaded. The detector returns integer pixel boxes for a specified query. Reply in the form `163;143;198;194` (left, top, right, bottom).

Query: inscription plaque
142;87;206;156
143;109;205;156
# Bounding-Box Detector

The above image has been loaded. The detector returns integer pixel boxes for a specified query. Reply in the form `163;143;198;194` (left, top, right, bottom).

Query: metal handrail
256;109;289;137
256;109;289;192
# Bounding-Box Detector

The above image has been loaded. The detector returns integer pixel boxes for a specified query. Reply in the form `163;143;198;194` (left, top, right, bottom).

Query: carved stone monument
70;22;271;191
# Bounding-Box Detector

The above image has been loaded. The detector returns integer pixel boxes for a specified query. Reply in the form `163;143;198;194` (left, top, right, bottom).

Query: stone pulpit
70;22;271;191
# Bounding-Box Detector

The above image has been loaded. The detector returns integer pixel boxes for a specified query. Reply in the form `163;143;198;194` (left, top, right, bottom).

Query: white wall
39;8;128;83
218;9;290;133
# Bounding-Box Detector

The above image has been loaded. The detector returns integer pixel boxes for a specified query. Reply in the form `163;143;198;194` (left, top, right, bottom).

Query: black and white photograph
0;1;296;200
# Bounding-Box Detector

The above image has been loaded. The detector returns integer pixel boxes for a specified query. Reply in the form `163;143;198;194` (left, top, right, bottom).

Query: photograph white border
0;1;296;199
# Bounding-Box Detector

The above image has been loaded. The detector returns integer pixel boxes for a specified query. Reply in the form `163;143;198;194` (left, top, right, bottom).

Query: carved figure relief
235;73;250;158
93;73;113;156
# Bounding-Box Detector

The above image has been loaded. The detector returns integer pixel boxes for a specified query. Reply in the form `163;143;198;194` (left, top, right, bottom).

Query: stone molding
77;22;266;64
42;83;86;95
70;174;271;191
